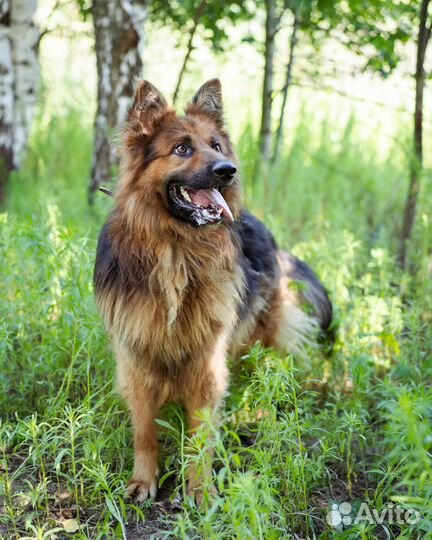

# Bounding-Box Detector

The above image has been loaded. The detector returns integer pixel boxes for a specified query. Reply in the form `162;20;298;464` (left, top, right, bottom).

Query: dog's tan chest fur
98;225;244;372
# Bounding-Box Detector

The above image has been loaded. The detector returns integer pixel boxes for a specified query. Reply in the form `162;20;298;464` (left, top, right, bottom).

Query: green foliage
149;0;253;52
75;0;92;21
314;0;418;76
242;0;418;78
0;102;431;539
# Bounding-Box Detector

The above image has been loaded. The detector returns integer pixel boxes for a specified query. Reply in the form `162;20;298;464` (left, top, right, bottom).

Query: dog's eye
173;144;191;156
213;143;222;153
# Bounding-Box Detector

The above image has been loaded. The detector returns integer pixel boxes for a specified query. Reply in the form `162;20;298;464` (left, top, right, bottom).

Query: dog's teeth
180;187;191;202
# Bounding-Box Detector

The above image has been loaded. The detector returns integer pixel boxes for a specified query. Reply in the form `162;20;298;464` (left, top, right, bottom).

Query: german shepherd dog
94;79;332;503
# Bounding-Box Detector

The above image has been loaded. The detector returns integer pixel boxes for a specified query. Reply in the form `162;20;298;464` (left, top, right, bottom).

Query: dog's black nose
212;161;237;180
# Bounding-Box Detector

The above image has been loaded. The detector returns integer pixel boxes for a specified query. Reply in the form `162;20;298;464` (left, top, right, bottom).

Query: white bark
0;0;14;177
0;0;39;199
89;0;148;201
10;0;39;168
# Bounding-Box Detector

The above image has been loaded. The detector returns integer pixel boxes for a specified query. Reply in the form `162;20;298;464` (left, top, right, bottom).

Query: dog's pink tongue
191;188;234;222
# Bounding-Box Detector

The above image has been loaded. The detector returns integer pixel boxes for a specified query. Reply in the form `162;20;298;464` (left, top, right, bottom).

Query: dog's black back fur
235;211;333;338
235;212;278;318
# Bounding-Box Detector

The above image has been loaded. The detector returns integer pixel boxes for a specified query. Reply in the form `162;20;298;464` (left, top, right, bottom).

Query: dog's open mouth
168;184;234;226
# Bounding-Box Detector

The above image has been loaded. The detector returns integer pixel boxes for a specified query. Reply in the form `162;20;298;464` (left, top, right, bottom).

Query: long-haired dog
94;79;333;503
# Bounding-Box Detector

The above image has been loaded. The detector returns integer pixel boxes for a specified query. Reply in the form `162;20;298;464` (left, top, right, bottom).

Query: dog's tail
277;250;335;349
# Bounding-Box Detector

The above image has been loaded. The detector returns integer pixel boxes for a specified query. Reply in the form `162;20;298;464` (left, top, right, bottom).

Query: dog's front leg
116;352;161;502
126;394;160;502
183;336;229;504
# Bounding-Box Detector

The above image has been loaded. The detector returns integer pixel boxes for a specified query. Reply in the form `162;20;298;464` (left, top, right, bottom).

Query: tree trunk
0;1;14;201
259;0;278;163
0;0;39;203
172;22;197;105
89;0;149;204
398;0;431;268
172;2;205;105
272;13;299;163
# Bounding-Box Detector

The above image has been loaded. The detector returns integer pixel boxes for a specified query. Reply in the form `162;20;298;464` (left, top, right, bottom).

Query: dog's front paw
126;478;158;503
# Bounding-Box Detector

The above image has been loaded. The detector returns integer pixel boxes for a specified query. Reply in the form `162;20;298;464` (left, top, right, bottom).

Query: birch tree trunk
0;0;39;202
398;0;431;268
89;0;149;204
259;0;278;164
0;1;14;200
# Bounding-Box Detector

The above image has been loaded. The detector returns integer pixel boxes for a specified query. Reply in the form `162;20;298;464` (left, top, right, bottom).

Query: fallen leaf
62;518;80;533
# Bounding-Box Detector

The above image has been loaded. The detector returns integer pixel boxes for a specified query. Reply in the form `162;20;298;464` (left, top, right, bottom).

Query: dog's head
119;79;242;229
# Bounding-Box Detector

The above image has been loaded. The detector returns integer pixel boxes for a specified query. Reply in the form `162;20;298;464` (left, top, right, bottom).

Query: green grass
0;100;431;539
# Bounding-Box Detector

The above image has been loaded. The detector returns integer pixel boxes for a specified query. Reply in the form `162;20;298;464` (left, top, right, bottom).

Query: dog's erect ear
129;80;169;134
186;79;224;127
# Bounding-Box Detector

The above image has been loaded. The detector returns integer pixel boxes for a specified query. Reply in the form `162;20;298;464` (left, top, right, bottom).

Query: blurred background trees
0;0;431;267
399;0;431;266
0;0;39;201
148;0;250;104
88;0;148;203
